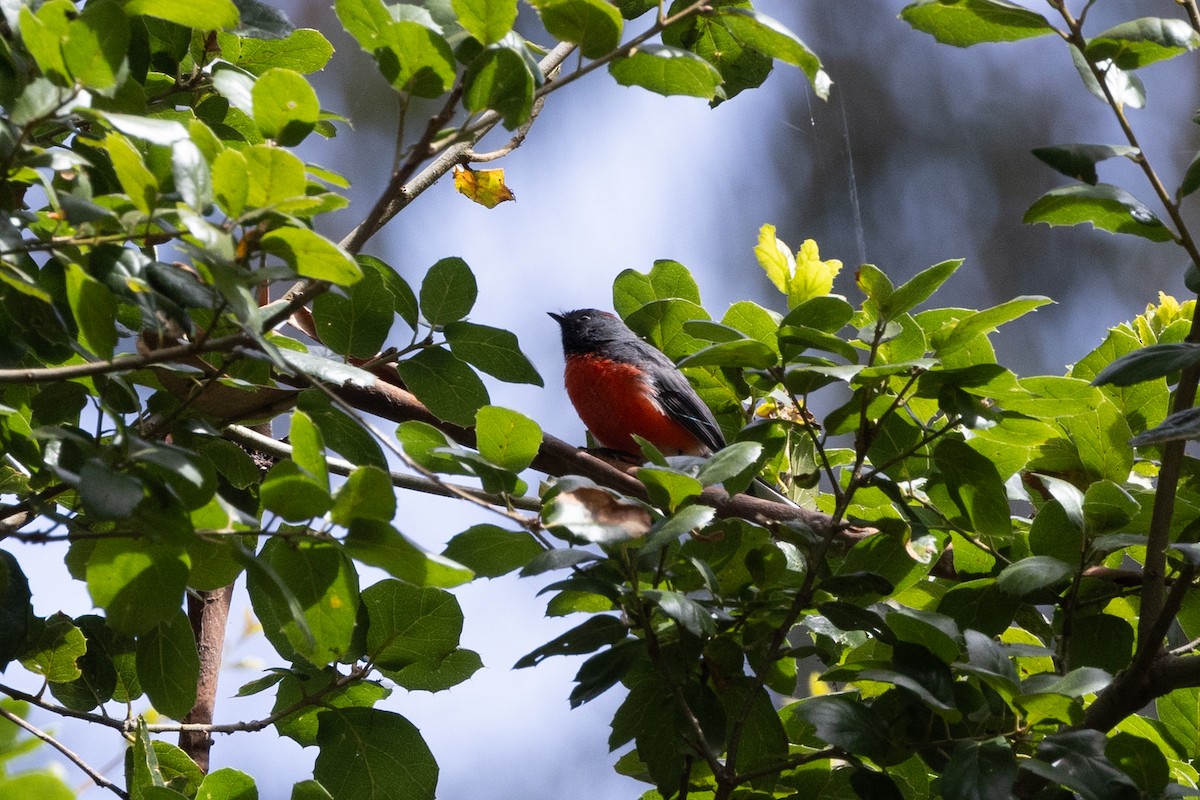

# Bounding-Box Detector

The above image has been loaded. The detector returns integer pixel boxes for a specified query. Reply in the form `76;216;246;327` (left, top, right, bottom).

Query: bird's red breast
563;353;707;456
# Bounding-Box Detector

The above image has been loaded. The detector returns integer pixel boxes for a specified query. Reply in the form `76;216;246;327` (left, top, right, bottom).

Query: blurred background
13;0;1200;797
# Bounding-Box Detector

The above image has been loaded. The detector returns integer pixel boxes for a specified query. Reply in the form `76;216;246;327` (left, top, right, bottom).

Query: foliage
2;1;1200;800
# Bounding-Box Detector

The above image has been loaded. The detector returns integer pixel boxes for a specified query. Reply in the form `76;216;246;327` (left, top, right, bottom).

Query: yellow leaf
788;238;841;307
754;223;793;295
453;164;516;209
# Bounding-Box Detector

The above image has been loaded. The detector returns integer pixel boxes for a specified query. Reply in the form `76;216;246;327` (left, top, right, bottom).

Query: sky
10;1;1200;798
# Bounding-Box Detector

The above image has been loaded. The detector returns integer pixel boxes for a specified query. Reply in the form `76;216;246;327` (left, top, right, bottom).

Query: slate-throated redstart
549;308;727;458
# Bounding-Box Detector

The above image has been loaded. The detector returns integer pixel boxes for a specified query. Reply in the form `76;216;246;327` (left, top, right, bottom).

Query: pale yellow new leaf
787;238;841;308
754;223;793;295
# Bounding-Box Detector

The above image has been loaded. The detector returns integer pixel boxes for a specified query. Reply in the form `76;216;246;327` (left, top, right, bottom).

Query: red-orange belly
563;354;703;456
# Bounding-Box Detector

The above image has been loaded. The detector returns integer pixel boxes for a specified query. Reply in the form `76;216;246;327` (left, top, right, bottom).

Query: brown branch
179;585;234;771
329;376;860;536
0;332;250;384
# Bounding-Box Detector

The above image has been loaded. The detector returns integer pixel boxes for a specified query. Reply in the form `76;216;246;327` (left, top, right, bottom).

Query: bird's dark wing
635;343;726;454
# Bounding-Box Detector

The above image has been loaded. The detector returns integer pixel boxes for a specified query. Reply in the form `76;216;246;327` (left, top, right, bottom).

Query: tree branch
0;703;129;799
222;423;542;512
179;585;234;772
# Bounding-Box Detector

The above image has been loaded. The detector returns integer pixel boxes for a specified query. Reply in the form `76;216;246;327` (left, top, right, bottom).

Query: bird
549;308;726;459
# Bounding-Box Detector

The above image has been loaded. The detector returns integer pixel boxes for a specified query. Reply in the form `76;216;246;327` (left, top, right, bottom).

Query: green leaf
462;37;535;129
104;132;158;214
794;694;891;761
475;405;542;471
1023;183;1174;242
886;607;962;663
237;29;335;75
86;539;190;635
441;524;543;578
212;150;249;217
63;1;129;92
289;410;329;493
18;3;72;85
0;773;75;800
135;610;199;720
638;468;703;513
930;296;1053;356
613;259;702;315
312;266;393;358
900;0;1055;47
528;0;623;59
444;321;543;385
0;552;32;668
252;67;320;146
641;589;714;637
247;538;359;665
344;520;473;588
996;555;1074;599
242;144;308;208
383;21;458;97
1091;342;1200;387
123;0;239;29
933;439;1012;541
1131;406;1200;447
260;460;332;522
941;738;1017;800
334;0;393;50
641;503;716;552
676;338;777;369
395;421;471;475
314;709;437;800
291;780;333;800
1031;144;1140;186
19;613;85;683
608;45;723;100
359;255;418;328
1070;44;1145;110
261;227;362;286
1157;686;1200;760
452;0;518;44
361;580;462;669
65;262;118;359
419;257;477;325
396;347;489;428
1086;18;1200;70
1181;151;1200;200
336;0;457;98
1106;731;1169;795
273;669;390;747
661;8;771;102
386;648;483;692
714;8;830;98
197;768;258;800
331;466;396;527
78;459;145;520
696;441;763;489
172;139;213;212
888;259;962;317
514;616;628;668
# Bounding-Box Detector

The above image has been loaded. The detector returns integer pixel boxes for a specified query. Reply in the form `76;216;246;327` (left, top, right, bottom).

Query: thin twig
0;704;129;799
0;332;250;384
222;423;542;512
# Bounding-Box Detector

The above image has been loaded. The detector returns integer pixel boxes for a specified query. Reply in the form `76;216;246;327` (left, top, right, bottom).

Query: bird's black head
548;309;633;355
